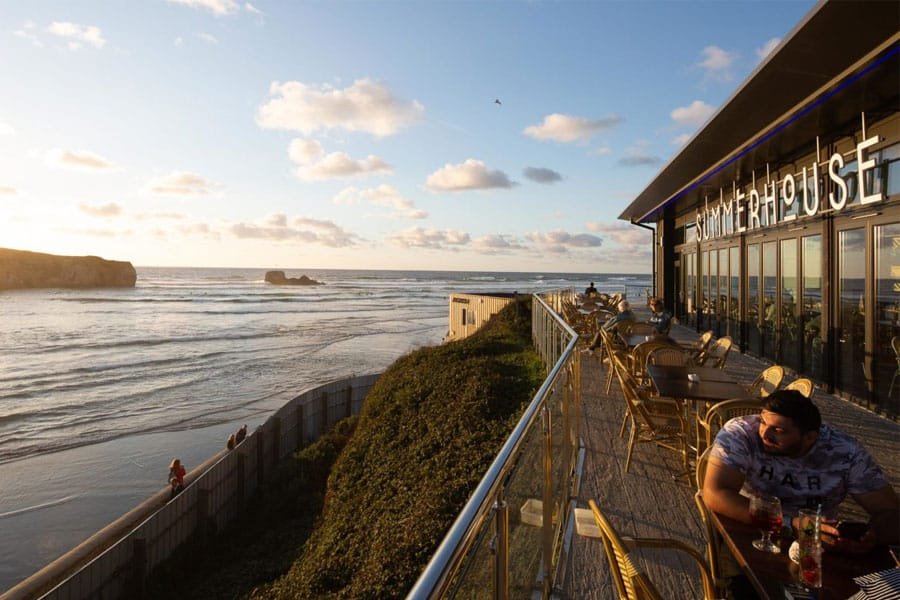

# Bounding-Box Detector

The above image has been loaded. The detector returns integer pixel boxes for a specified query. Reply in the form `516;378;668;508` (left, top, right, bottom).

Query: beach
0;267;649;591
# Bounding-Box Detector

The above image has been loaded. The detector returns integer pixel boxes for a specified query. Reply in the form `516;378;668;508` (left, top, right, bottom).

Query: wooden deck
558;317;900;599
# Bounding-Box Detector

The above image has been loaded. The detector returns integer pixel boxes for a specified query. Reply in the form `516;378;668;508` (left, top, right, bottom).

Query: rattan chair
647;345;692;368
697;397;765;451
585;499;717;600
746;365;784;398
630;339;677;387
693;448;727;595
700;336;732;369
784;377;814;398
686;330;714;364
625;321;658;336
612;352;688;472
601;327;628;394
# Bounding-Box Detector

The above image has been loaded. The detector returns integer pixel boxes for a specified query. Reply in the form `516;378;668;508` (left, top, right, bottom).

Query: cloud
229;214;358;247
333;185;427;219
527;230;603;252
618;142;662;167
523;166;562;184
79;202;122;217
671;133;691;146
585;221;652;247
14;22;43;47
425;159;513;192
0;120;14;136
146;171;218;195
387;227;470;250
257;79;424;137
197;32;219;44
244;2;262;14
590;147;612;157
288;138;392;181
670;100;715;127
523;113;623;143
756;38;781;62
137;211;187;219
472;234;527;254
46;22;106;50
168;0;239;15
62;227;133;238
46;148;118;172
698;45;736;81
0;186;16;195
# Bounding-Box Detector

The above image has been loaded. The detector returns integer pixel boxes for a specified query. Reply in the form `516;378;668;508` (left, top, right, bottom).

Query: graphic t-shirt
710;415;888;519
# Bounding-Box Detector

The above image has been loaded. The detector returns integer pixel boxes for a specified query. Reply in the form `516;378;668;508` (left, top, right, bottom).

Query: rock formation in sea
264;271;322;286
0;247;137;290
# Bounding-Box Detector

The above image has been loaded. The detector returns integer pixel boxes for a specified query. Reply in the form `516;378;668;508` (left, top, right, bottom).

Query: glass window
748;244;760;354
838;229;866;399
781;238;799;369
875;223;900;416
839;159;860;207
729;246;740;342
686;223;697;244
703;250;711;328
876;142;900;198
802;235;823;378
718;248;728;335
763;242;777;361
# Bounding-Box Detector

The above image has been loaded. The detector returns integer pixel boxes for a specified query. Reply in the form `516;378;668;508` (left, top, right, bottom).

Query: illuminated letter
696;210;705;241
857;135;884;205
782;173;797;222
711;201;722;239
748;188;761;230
723;196;734;235
828;152;847;210
735;188;746;232
763;181;778;227
802;163;820;216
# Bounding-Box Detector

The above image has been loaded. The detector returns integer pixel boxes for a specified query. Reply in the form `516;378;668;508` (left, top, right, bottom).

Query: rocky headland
0;248;137;290
264;271;322;286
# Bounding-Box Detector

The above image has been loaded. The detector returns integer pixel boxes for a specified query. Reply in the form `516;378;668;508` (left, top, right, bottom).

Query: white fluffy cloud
523;113;623;143
585;221;652;247
698;46;736;81
146;171;218;196
671;133;692;146
333;185;426;219
671;100;715;127
0;186;17;195
79;202;123;217
288;138;391;181
257;79;424;137
229;215;358;247
46;22;106;50
168;0;239;15
527;230;603;253
756;38;781;62
387;227;470;250
425;159;512;192
472;234;527;254
618;142;662;167
45;148;118;172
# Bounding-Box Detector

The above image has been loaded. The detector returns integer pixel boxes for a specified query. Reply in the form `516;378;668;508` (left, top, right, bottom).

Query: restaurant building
620;1;899;417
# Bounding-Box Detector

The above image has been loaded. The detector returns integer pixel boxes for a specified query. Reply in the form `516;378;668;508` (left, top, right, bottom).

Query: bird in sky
494;99;502;105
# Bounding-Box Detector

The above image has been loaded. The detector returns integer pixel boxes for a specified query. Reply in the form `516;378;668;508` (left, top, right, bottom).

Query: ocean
0;267;650;591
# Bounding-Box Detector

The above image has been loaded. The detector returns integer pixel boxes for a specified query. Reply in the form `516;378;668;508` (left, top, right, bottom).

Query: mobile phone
836;520;868;540
783;581;815;599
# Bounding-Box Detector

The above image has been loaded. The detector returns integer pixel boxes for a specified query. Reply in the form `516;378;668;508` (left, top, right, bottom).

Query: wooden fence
2;373;382;600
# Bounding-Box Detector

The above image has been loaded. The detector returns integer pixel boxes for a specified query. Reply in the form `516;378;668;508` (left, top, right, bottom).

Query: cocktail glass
750;494;783;554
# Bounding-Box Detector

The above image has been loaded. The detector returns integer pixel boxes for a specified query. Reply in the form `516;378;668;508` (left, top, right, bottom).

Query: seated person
703;389;899;554
584;281;598;296
587;300;634;350
648;298;672;335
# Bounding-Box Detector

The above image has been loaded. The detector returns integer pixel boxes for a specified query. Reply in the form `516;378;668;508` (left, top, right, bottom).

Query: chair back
631;340;676;384
702;336;732;368
747;365;784;398
588;500;662;600
691;330;714;363
701;398;765;448
693;448;724;586
628;322;657;335
784;377;814;398
647;346;691;367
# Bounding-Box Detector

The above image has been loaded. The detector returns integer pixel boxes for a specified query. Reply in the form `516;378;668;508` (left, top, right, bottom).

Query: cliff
264;271;322;286
0;248;137;290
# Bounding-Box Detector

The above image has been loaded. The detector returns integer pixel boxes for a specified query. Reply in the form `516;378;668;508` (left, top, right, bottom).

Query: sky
0;0;816;272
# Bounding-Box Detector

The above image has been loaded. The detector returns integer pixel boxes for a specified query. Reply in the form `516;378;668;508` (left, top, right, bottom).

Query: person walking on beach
168;458;186;499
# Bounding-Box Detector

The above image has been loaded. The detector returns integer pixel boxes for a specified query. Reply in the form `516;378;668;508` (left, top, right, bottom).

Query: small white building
445;293;517;342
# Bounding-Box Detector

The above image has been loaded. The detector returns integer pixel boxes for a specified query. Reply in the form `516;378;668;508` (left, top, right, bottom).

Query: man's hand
820;523;876;554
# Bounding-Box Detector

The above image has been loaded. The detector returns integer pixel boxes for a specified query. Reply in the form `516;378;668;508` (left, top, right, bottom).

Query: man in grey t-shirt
704;389;899;553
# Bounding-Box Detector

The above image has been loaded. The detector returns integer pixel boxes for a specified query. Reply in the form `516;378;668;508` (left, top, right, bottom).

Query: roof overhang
619;0;900;224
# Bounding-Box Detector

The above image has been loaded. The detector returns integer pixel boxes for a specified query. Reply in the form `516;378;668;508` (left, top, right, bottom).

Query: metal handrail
407;291;579;599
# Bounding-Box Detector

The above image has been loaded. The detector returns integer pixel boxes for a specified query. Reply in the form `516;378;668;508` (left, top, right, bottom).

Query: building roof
619;0;900;224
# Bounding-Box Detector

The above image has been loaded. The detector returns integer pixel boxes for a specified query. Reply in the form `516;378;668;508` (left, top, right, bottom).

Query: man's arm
702;457;751;522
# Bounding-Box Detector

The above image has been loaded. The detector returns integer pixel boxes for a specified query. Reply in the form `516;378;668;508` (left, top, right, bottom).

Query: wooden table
647;364;750;402
709;510;896;599
621;333;676;349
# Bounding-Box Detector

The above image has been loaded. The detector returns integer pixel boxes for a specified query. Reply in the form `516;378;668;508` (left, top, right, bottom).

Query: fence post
197;488;210;545
257;429;265;485
272;417;281;463
541;405;553;599
297;403;305;450
319;391;329;436
236;453;246;512
132;537;147;600
493;494;509;600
